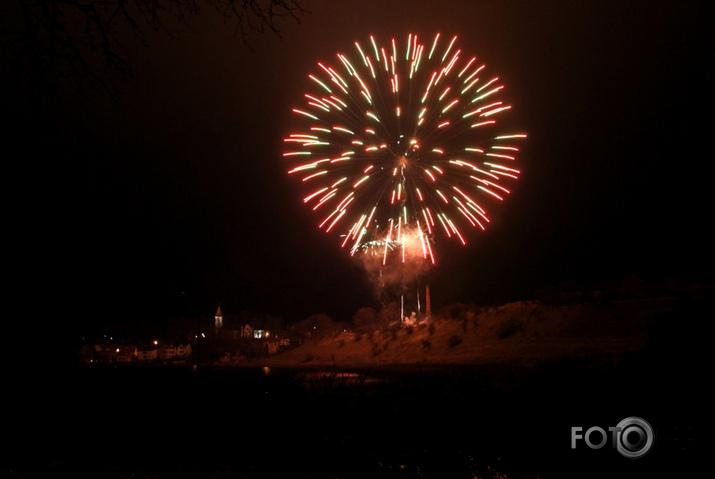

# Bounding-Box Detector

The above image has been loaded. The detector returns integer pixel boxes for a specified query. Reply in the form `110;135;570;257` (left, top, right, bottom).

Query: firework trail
284;33;525;266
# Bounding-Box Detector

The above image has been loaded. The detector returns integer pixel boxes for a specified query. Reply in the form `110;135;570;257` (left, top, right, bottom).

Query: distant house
160;344;192;361
253;329;270;339
177;344;192;357
269;331;291;347
91;344;114;362
84;343;136;363
115;345;137;363
78;344;110;363
137;348;158;362
241;324;254;338
159;345;176;360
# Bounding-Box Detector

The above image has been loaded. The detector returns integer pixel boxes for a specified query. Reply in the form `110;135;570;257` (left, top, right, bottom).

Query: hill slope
254;296;694;368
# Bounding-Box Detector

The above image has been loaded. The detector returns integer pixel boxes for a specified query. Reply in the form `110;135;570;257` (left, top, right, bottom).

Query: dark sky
5;0;712;337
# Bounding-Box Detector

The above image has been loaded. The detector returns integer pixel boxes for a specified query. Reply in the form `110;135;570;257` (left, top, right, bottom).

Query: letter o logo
615;417;654;458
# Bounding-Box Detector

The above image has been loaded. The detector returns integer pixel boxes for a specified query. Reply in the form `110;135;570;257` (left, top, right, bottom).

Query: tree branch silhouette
1;0;307;107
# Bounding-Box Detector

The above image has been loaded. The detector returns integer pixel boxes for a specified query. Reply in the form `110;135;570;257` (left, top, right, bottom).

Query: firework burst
284;33;525;265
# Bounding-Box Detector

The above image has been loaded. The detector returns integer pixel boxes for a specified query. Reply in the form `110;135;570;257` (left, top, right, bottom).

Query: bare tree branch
1;0;308;107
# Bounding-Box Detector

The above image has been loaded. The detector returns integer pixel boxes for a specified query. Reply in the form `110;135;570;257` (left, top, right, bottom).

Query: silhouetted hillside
255;286;713;368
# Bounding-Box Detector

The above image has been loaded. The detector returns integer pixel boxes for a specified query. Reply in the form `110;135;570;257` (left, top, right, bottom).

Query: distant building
253;329;270;339
79;343;137;363
159;345;176;360
177;343;192;357
116;345;137;362
159;344;192;361
137;348;158;362
215;305;223;334
241;324;254;338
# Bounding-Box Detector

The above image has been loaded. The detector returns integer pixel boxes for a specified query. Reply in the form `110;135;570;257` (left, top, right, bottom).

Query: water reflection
12;360;681;479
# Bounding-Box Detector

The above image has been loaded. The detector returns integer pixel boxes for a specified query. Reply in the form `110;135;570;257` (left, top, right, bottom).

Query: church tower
215;305;223;335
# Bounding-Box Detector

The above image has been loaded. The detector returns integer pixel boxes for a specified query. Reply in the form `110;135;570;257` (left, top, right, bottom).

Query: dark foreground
8;300;706;478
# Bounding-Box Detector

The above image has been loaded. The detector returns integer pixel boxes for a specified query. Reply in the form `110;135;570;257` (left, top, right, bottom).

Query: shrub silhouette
448;335;463;348
496;317;523;340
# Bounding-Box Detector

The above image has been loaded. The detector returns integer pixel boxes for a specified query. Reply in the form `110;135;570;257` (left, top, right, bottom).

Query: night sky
5;0;711;339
